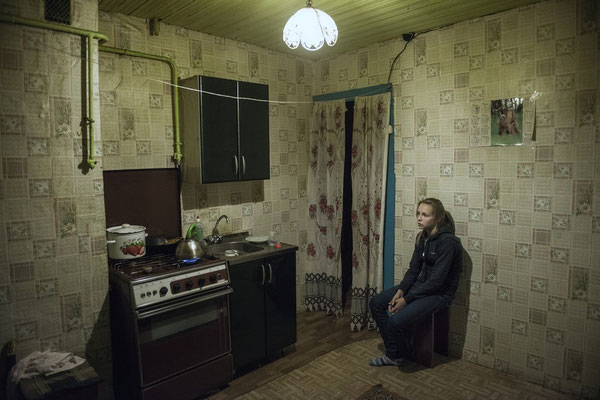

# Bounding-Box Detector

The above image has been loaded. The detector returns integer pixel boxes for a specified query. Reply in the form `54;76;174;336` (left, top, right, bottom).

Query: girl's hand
389;297;407;314
388;289;405;314
389;289;403;304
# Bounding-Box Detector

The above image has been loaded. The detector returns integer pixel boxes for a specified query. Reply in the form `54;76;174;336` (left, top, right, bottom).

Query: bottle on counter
268;231;276;246
193;217;204;242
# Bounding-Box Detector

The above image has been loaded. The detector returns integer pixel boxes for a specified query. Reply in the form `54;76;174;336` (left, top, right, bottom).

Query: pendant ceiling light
283;0;338;51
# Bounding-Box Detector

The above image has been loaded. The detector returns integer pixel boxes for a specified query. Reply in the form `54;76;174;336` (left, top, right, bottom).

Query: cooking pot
106;223;148;259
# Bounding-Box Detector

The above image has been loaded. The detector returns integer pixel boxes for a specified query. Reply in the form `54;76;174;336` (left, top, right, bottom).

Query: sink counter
204;234;298;266
225;242;298;266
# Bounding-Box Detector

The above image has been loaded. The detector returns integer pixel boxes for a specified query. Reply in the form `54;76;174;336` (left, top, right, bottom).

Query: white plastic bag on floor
9;351;85;384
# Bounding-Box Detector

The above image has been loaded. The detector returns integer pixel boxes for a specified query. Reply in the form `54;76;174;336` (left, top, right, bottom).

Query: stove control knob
172;282;181;293
186;280;194;290
197;278;206;287
159;287;168;296
209;274;217;283
141;293;145;298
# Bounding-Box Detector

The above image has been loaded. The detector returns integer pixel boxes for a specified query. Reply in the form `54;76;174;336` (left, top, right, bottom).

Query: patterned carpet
356;384;409;400
235;338;573;400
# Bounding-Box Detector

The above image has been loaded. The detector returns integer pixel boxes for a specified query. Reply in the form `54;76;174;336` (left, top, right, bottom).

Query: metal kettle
175;238;204;260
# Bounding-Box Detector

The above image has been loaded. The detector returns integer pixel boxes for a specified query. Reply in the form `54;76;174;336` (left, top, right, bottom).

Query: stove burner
109;253;223;282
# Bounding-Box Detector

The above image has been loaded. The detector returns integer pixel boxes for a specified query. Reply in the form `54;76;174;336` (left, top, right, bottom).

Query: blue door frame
313;84;395;289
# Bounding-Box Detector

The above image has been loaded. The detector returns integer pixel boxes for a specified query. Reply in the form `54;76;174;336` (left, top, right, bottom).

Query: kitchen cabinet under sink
178;75;270;183
228;250;297;371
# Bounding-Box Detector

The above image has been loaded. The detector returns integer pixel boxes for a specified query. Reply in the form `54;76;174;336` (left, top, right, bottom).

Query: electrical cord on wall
387;31;429;83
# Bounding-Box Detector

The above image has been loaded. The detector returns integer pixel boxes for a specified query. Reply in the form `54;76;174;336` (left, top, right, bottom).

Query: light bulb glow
283;4;338;51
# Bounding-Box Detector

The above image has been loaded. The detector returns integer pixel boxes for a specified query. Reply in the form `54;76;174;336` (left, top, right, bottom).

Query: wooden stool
408;307;449;367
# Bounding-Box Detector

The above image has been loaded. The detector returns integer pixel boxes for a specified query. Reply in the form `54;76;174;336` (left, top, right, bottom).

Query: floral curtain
349;93;392;331
305;100;346;317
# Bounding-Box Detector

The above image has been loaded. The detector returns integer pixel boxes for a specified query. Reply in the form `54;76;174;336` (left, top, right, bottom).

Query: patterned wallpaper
312;0;599;397
1;0;598;398
0;0;112;395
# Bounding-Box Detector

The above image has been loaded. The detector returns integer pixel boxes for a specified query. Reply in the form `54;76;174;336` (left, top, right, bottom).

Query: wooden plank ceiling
98;0;541;60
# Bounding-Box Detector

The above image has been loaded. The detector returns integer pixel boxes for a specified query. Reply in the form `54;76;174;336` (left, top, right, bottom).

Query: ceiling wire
386;30;430;83
153;78;316;104
154;78;393;105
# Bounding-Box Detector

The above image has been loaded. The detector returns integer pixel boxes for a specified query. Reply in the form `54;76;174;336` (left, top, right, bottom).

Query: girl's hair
416;198;455;240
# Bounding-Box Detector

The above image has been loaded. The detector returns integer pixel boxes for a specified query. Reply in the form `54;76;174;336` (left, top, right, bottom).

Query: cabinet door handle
241;156;246;175
233;155;239;175
267;263;273;284
260;264;266;285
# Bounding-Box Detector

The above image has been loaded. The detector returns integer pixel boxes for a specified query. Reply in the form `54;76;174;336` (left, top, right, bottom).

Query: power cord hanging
386;31;429;83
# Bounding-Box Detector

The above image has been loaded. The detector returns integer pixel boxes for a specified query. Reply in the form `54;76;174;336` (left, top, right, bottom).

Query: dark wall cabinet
229;251;297;371
179;76;270;183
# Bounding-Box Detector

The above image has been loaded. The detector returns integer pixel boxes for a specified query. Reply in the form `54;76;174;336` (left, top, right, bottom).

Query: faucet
207;215;229;243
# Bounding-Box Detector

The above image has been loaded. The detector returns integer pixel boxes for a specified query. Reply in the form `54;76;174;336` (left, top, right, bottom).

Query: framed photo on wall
490;97;523;146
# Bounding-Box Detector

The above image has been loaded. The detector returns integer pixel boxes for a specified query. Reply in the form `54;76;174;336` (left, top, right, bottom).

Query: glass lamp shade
283;6;338;51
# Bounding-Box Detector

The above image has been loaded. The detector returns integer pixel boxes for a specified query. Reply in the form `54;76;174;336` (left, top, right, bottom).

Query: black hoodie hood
422;220;456;242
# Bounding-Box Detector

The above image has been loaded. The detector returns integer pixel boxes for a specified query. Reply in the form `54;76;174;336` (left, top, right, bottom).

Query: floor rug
356;384;409;400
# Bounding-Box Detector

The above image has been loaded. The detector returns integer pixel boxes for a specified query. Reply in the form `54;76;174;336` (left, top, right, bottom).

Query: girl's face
416;203;436;233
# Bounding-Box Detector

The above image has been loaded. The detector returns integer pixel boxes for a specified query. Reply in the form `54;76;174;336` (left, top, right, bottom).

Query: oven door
135;287;232;387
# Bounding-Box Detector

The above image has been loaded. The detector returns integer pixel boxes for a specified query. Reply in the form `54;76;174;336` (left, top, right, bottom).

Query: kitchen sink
205;241;264;257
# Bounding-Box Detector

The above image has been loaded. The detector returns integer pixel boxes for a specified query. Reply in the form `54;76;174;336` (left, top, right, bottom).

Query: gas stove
109;253;234;399
109;253;230;309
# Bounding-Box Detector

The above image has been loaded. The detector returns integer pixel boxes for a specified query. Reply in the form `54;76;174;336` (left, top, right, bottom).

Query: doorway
341;100;354;306
311;83;395;314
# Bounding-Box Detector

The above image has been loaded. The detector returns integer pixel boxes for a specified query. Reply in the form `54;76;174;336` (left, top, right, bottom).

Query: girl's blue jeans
369;285;451;359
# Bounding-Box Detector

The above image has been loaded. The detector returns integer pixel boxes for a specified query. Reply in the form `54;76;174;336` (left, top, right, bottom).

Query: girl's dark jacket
398;223;462;304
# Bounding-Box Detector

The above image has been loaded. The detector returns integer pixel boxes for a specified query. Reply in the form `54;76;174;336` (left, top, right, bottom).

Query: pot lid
107;223;146;234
